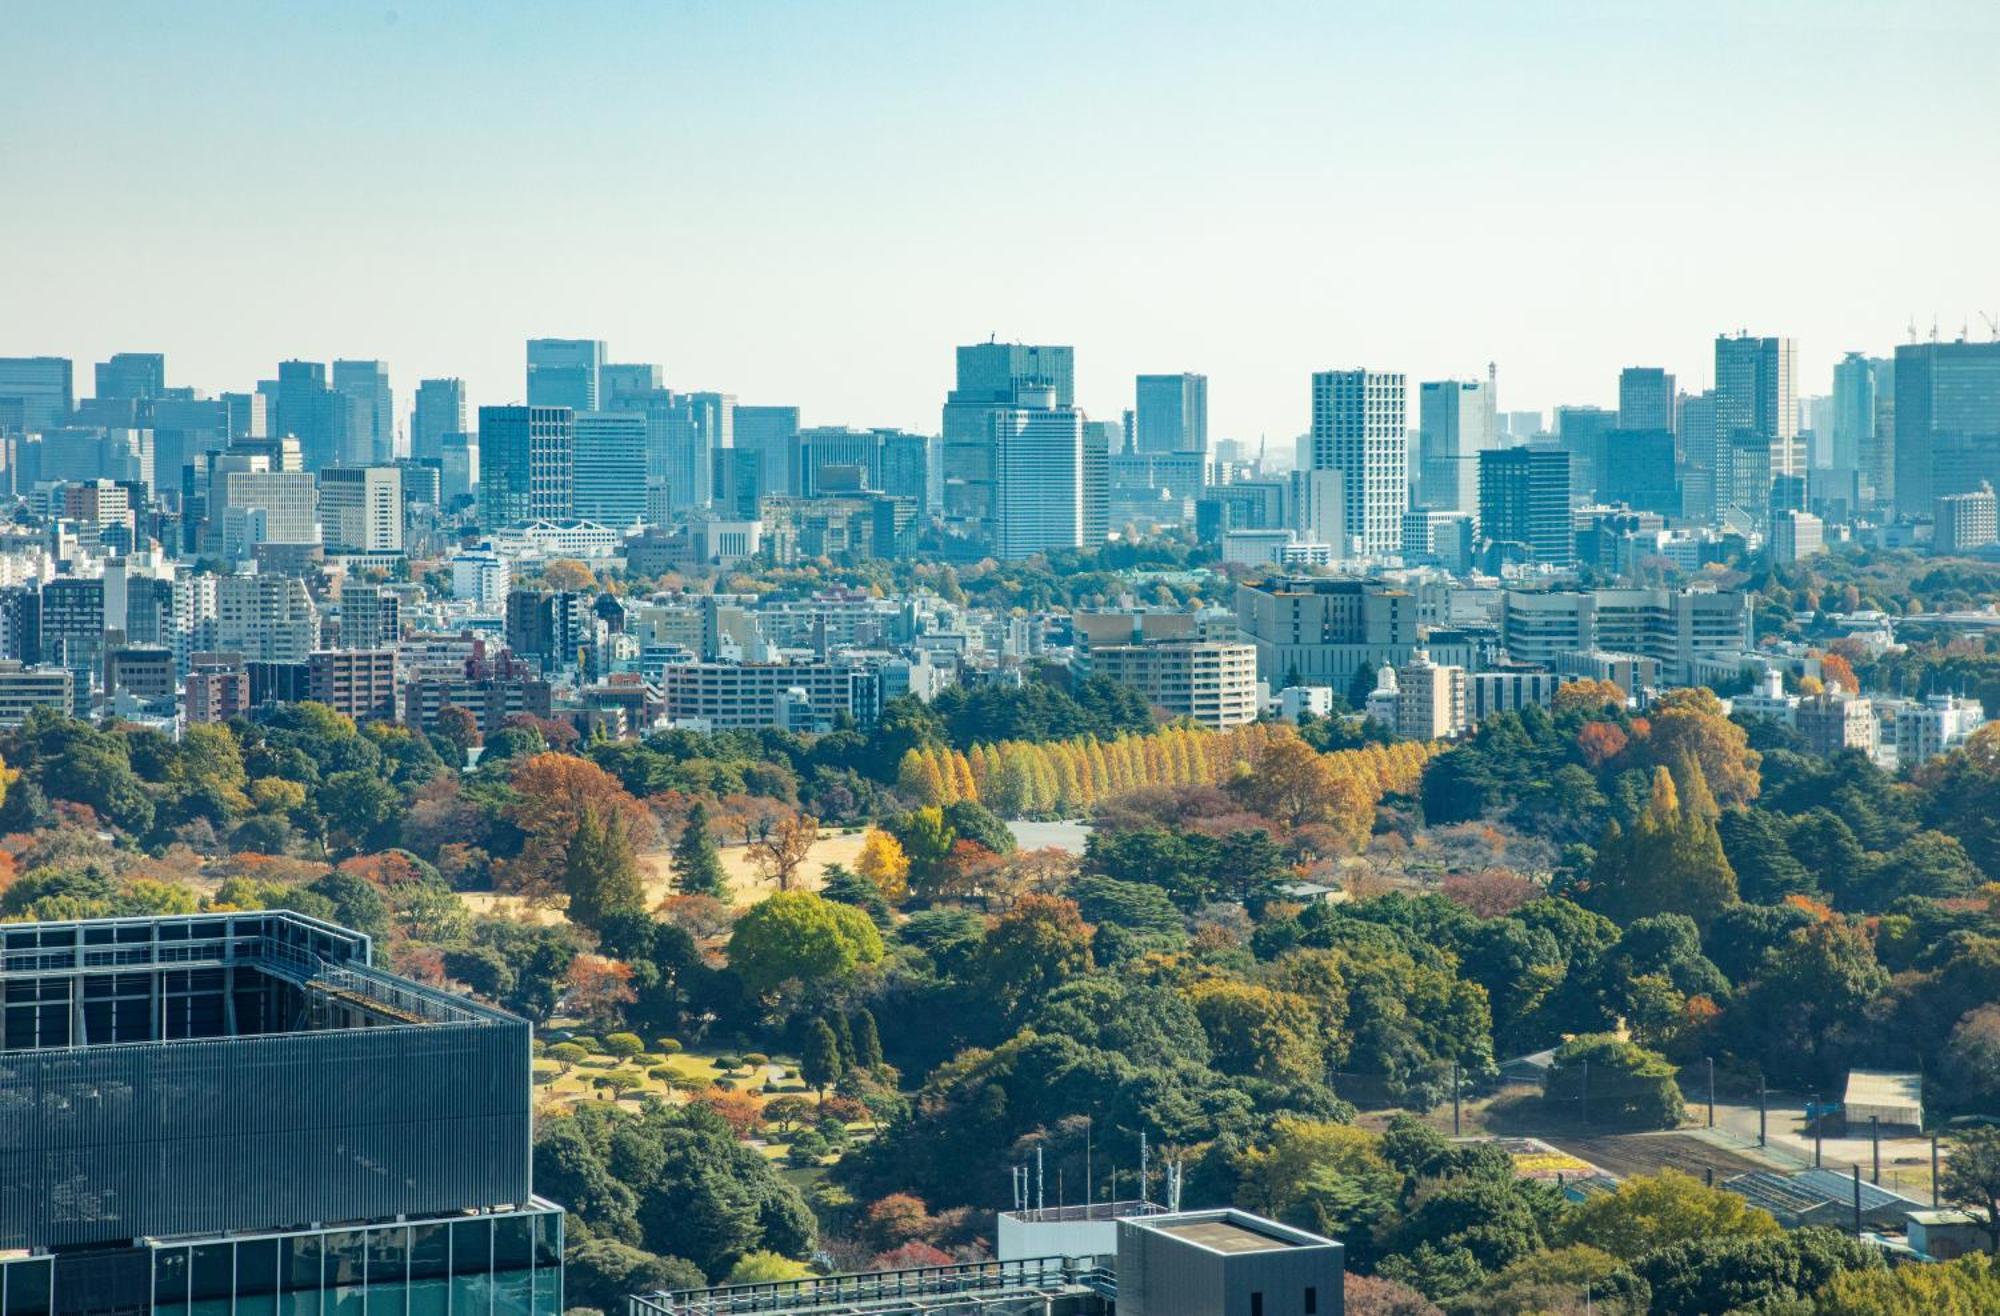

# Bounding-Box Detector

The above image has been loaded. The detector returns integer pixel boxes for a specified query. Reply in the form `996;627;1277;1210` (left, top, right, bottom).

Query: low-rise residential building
1796;692;1877;758
307;649;398;721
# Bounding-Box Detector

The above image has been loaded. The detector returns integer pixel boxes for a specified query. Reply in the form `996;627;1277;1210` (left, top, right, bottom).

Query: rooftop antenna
1908;317;1920;344
1036;1145;1045;1212
1167;1160;1185;1213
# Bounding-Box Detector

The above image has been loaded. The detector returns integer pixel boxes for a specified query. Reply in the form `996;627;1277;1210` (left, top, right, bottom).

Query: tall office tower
1599;429;1679;515
993;401;1084;560
333;359;395;464
1832;352;1876;494
526;338;606;411
572;410;649;526
735;404;802;497
1416;378;1495;513
1134;373;1209;457
1893;340;2000;516
1617;367;1677;432
319;465;404;552
220;390;267;440
1478;446;1574;566
648;391;734;512
0;911;563;1313
1713;333;1799;519
875;430;934;513
212;458;321;559
711;446;764;518
0;357;74;432
440;431;479;504
94;352;167;401
1082;419;1110;545
1676;389;1717;521
1505;410;1545;439
1553;405;1617;500
480;405;573;526
1803;394;1836;469
274;359;343;470
410;377;466;465
942;342;1075;545
600;362;663;405
798;427;881;495
1310;370;1406;557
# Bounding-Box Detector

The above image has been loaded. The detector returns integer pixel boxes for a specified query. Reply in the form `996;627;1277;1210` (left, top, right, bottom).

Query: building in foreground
0;911;562;1314
1085;636;1259;728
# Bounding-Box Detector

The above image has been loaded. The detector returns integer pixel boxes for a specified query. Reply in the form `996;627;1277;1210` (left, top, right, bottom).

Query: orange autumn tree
504;753;656;904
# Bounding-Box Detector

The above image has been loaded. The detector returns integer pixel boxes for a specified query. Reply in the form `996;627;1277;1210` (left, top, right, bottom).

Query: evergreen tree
820;863;890;924
852;1007;884;1071
671;802;729;900
831;1010;856;1066
803;1017;844;1101
1583;765;1737;928
563;806;646;932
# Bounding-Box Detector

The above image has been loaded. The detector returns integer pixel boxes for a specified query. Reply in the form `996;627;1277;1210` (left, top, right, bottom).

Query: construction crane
1980;311;2000;342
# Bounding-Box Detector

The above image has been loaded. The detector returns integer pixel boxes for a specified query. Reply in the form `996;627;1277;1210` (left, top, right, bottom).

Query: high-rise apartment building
332;359;394;465
1082;420;1110;546
1479;446;1574;566
1893;339;2000;517
1133;373;1208;457
479;405;573;526
318;465;404;552
1417;378;1495;514
942;342;1074;545
993;403;1084;560
94;352;167;401
1713;333;1799;520
1309;369;1406;557
1936;484;1999;553
525;337;605;411
1618;367;1677;432
0;356;75;433
410;377;466;465
572;410;649;526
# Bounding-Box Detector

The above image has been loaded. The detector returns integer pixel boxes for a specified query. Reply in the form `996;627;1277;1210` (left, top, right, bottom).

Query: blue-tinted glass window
154;1248;190;1316
237;1239;280;1316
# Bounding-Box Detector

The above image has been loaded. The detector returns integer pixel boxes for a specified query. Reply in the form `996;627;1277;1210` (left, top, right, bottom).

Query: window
1305;1286;1317;1314
1250;1293;1263;1316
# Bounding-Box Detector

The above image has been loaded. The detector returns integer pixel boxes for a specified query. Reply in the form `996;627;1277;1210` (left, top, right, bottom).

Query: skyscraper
1713;333;1799;521
572;410;650;526
333;359;395;464
525;338;606;411
1134;373;1208;458
1310;369;1406;557
1677;389;1717;522
1553;406;1617;500
735;404;802;497
1831;353;1876;489
942;342;1075;545
479;405;572;527
1416;378;1495;514
318;465;404;552
275;360;344;471
1479;446;1574;567
94;352;167;401
1082;420;1110;546
0;356;74;432
993;402;1084;560
600;362;663;405
411;377;467;465
1893;340;2000;516
1617;367;1677;432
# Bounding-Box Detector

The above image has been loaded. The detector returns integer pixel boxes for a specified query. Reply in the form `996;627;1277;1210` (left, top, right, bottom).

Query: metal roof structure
1723;1169;1926;1230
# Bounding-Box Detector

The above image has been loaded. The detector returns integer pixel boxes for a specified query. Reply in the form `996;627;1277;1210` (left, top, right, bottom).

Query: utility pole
1852;1164;1863;1237
1811;1092;1822;1167
1451;1061;1461;1136
1707;1057;1715;1129
1758;1076;1767;1147
1932;1135;1941;1208
1871;1116;1881;1185
1581;1059;1590;1126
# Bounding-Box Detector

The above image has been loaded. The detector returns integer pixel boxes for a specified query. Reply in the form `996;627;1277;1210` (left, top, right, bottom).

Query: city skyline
7;2;2000;440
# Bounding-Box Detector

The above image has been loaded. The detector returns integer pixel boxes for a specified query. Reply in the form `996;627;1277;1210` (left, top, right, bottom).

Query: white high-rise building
572;411;650;527
1311;369;1407;557
217;572;320;663
1417;378;1495;515
318;466;403;553
993;402;1083;560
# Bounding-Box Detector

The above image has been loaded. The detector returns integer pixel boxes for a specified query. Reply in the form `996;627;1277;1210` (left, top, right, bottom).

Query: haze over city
8;0;2000;439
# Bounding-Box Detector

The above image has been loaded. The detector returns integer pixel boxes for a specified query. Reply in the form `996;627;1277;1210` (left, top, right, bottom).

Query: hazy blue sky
5;1;1998;444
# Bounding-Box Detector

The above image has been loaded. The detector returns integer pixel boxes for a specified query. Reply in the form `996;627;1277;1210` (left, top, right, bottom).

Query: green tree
725;1251;812;1284
852;1007;884;1071
671;802;730;900
726;891;885;994
1815;1252;2000;1314
970;893;1094;1019
894;806;957;897
1731;918;1889;1085
1630;1227;1878;1316
1543;1034;1684;1129
319;769;402;855
803;1018;844;1100
1562;1169;1781;1261
564;805;647;932
566;1240;705;1313
1718;806;1813;902
1579;765;1737;929
820;863;890;924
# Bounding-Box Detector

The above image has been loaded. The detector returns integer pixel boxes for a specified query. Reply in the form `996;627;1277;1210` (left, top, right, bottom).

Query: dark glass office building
0;911;563;1315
